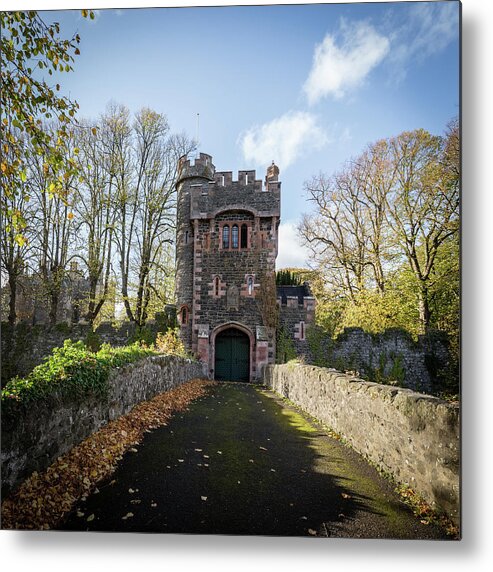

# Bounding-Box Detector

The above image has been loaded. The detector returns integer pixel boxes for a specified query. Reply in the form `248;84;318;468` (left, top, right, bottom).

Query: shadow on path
60;383;448;538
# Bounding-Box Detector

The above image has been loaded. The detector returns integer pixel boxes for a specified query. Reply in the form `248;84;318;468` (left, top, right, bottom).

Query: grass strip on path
1;379;215;530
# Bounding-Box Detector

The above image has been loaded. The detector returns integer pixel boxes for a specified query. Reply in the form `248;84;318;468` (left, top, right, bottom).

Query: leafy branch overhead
0;10;93;239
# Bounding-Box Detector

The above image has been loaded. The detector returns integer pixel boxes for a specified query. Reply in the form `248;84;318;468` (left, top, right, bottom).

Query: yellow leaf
67;212;74;220
91;127;97;136
15;234;27;247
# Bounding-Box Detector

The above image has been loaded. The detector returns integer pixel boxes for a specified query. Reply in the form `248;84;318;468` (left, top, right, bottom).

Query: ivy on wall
276;326;297;364
2;340;155;413
256;271;279;330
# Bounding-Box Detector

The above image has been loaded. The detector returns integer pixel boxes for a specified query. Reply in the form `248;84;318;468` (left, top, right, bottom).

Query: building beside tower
175;153;314;381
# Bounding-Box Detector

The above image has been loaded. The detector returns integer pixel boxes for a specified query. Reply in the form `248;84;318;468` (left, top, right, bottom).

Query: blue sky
35;1;459;268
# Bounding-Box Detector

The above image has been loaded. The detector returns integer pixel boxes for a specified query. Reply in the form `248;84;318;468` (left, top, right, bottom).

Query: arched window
181;306;188;325
231;225;239;249
241;224;248;249
214;276;220;297
184;230;189;244
222;225;230;249
247;276;254;295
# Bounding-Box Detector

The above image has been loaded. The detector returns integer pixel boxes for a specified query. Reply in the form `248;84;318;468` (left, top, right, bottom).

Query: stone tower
175;152;280;381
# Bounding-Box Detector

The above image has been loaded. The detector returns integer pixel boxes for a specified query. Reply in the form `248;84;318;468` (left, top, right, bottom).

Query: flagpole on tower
196;113;200;159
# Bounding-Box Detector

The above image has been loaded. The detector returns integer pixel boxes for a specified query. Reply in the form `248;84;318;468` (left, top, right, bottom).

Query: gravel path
60;382;449;538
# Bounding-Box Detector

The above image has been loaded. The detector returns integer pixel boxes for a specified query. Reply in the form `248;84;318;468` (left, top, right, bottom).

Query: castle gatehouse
175;153;314;381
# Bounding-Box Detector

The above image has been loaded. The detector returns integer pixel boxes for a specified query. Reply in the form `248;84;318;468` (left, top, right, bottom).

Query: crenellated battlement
176;152;281;222
177;152;216;184
212;170;263;189
178;152;281;193
178;152;215;171
188;176;280;219
211;168;264;185
214;171;233;186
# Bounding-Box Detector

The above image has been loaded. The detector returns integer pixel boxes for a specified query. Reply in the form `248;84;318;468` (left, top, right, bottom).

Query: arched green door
214;328;250;382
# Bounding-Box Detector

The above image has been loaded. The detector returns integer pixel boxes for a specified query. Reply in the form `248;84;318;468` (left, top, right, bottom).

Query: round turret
175;153;216;347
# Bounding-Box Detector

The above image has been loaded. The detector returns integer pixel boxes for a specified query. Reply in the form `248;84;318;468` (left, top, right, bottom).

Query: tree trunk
86;275;99;326
121;270;135;323
49;291;59;326
135;266;149;327
8;271;17;326
418;286;431;334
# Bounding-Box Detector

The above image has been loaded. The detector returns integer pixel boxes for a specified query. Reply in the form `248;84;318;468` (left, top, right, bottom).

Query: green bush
54;322;72;334
155;328;187;357
84;330;102;352
388;353;406;385
306;324;331;367
129;325;156;347
276;326;297;364
1;339;155;411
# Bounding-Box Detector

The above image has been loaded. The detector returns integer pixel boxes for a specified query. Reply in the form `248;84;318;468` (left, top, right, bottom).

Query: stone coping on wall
263;363;460;525
1;355;206;497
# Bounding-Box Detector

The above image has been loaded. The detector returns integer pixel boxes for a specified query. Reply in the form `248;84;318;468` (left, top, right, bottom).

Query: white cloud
276;221;311;270
240;111;328;170
389;2;458;74
303;20;390;104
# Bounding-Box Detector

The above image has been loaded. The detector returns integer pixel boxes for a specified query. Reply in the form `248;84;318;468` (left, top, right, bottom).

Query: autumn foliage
1;379;215;530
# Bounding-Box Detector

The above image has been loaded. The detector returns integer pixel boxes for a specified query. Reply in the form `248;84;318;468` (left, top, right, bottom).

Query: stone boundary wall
263;363;460;524
307;327;451;393
1;355;206;497
1;314;176;385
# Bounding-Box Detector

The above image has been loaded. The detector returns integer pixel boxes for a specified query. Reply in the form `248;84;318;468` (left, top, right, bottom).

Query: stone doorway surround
210;322;255;382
